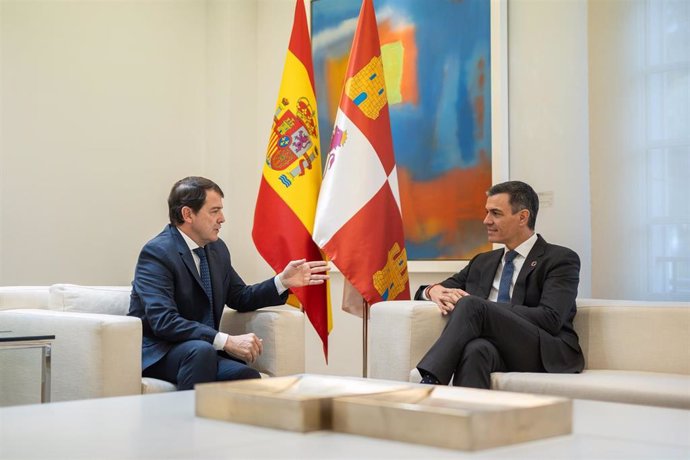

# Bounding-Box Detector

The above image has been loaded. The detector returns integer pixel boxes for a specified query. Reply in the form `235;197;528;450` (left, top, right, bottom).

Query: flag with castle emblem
253;0;331;358
313;0;410;317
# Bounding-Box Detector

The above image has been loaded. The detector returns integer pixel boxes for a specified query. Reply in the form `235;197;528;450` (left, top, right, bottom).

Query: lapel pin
531;261;537;267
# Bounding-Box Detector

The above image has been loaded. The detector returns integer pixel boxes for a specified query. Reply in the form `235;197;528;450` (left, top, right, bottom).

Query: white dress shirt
487;233;538;302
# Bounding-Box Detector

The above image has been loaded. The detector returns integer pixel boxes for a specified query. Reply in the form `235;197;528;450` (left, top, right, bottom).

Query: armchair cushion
219;305;305;377
141;377;178;394
491;370;690;409
49;284;131;316
573;302;690;374
369;300;444;382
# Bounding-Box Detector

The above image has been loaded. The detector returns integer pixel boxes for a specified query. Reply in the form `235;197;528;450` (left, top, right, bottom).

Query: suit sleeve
440;263;470;290
224;262;288;312
134;244;217;344
507;248;580;335
414;260;472;300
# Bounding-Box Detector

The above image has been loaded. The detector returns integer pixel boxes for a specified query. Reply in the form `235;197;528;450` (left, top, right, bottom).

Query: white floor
1;391;689;459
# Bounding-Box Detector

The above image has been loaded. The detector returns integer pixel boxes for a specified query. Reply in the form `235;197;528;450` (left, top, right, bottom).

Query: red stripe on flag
253;177;329;358
323;183;410;304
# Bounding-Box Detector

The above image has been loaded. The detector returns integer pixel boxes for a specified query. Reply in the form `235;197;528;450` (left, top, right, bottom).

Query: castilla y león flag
313;0;410;317
253;0;331;359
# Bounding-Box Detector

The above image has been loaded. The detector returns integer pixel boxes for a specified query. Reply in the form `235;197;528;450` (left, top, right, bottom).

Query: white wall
588;0;647;299
0;0;593;377
508;0;592;298
0;0;207;285
205;0;265;280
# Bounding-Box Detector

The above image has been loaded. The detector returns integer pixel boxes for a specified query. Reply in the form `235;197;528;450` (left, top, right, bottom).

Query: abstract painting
311;0;493;260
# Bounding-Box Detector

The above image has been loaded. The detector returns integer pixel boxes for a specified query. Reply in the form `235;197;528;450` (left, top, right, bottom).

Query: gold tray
195;374;411;432
333;385;572;450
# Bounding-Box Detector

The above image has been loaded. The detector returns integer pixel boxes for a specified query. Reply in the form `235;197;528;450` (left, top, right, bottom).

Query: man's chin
487;234;501;244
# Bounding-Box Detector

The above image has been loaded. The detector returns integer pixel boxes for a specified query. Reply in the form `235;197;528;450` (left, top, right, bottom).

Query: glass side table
0;331;55;403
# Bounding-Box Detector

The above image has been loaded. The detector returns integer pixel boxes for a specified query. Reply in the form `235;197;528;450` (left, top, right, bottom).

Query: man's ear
519;209;530;226
181;206;193;223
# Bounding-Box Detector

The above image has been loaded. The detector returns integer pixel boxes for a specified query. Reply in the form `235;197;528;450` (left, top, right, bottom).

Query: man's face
185;190;225;247
483;193;528;249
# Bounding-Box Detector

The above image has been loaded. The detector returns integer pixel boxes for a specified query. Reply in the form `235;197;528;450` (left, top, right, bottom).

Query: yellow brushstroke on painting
379;20;418;106
324;54;349;122
381;41;404;104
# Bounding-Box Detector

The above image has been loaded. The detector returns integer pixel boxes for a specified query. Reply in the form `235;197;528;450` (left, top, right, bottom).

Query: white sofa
369;299;690;409
0;284;304;406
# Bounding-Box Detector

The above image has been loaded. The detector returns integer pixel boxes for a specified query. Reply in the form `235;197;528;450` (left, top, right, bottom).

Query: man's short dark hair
168;176;224;225
487;181;539;230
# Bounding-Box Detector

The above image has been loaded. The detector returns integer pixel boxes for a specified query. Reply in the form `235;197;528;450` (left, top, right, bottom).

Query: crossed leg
417;296;544;388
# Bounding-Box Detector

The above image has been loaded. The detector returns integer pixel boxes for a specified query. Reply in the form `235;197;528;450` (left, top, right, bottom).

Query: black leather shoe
420;373;441;385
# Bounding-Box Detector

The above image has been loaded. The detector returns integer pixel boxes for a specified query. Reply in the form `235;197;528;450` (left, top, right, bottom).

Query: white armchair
368;299;690;409
0;284;305;406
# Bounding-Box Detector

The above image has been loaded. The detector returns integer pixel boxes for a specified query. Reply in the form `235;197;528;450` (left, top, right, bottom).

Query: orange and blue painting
311;0;492;260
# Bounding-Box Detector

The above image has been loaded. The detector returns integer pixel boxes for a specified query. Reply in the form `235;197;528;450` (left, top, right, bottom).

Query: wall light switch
538;191;554;208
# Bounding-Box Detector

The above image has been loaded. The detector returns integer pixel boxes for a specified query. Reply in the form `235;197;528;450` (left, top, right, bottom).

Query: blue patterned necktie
193;247;214;327
497;250;518;303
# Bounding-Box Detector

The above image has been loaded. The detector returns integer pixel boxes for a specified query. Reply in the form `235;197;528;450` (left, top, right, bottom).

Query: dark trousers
417;295;544;389
143;340;260;390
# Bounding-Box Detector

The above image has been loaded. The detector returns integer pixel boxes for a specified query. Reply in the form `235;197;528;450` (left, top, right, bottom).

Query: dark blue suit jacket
415;234;584;374
128;225;288;370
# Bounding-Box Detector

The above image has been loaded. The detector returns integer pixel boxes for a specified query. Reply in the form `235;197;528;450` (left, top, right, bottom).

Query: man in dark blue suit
416;181;584;388
128;176;329;390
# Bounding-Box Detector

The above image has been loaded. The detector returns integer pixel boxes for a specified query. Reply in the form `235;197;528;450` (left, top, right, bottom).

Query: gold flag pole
362;298;369;378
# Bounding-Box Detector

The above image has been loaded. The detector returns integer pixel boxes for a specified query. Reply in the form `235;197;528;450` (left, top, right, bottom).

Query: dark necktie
497;250;518;303
193;247;214;327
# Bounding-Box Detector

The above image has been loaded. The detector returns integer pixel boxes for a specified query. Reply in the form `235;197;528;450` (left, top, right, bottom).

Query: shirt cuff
423;283;440;301
274;275;287;295
213;332;229;351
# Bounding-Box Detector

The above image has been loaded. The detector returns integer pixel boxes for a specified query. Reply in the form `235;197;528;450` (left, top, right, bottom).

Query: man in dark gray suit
417;181;584;388
128;176;329;390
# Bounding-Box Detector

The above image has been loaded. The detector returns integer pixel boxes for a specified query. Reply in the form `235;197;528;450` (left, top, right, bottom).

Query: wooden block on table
195;374;411;432
333;385;572;450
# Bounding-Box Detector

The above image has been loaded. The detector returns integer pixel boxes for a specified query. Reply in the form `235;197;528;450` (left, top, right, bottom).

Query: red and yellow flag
253;0;331;359
313;0;410;317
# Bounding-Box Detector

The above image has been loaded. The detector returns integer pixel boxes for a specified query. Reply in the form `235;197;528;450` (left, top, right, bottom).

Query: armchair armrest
219;306;304;377
0;309;142;405
368;300;446;382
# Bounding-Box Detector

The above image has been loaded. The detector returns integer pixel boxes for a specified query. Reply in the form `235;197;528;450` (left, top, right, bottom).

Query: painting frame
310;0;509;272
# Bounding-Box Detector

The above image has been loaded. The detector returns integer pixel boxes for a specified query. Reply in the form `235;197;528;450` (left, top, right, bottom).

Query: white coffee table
0;390;688;458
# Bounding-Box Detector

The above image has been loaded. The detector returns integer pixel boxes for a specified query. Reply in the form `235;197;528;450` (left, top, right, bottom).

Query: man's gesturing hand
279;259;330;289
223;333;263;363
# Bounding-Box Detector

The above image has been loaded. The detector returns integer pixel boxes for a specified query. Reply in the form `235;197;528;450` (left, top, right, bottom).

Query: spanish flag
252;0;331;359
